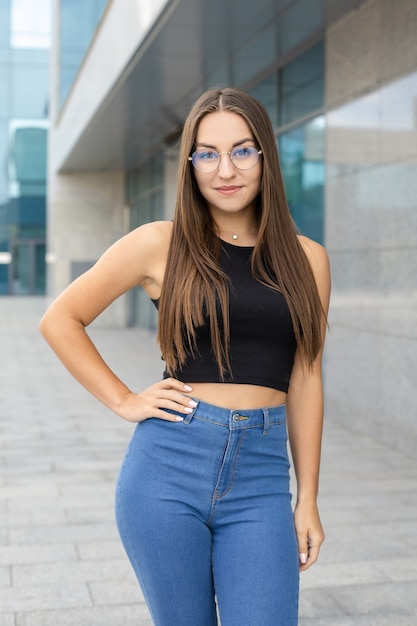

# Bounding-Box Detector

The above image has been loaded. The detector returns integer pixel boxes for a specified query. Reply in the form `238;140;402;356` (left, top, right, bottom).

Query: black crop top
153;239;297;393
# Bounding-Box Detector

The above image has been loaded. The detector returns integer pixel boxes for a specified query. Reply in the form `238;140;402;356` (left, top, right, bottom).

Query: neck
214;218;258;241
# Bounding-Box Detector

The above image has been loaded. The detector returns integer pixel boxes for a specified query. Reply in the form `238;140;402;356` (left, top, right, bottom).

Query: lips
215;186;241;195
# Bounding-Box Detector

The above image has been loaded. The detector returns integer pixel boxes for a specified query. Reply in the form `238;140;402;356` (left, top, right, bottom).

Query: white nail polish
188;400;197;408
176;416;184;421
299;553;307;564
184;385;192;392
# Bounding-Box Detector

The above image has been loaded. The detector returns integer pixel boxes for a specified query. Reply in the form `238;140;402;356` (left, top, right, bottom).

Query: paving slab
1;296;417;625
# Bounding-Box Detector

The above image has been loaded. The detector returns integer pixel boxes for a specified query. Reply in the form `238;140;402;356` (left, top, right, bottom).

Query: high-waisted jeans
115;399;299;625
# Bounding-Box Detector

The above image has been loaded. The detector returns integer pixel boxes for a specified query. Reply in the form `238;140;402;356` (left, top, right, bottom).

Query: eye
232;146;253;159
197;150;219;160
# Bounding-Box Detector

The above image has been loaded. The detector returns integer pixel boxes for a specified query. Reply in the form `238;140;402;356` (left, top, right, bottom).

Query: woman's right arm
39;221;196;422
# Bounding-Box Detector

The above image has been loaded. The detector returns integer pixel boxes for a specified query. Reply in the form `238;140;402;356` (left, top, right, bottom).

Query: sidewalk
1;297;416;626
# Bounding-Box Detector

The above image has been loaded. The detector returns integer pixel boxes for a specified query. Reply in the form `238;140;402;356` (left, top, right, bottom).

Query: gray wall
324;0;417;453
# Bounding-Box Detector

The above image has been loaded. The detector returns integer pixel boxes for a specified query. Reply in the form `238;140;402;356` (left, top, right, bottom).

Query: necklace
220;226;257;241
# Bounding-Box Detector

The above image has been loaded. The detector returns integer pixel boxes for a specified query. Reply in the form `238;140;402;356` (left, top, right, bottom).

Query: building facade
47;0;417;453
0;0;50;295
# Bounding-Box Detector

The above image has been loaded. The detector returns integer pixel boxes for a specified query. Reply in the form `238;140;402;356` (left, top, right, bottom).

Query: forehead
196;110;253;145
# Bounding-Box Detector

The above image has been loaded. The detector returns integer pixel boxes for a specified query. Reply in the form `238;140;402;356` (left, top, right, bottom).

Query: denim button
232;413;249;422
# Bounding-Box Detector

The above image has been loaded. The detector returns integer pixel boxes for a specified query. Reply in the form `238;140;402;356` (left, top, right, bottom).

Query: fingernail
184;407;193;413
188;400;197;407
184;385;192;391
176;416;184;421
299;553;307;564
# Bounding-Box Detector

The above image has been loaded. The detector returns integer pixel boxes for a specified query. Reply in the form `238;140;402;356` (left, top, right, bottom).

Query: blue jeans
115;399;299;625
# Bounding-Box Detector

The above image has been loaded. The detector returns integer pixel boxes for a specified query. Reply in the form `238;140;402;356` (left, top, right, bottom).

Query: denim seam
193;415;287;429
213;430;246;500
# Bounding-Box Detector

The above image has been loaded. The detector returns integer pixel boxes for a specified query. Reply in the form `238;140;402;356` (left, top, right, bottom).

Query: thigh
213;499;299;626
115;421;219;626
211;423;299;625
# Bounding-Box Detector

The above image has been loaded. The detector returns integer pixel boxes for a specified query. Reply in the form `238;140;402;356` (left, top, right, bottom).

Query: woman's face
192;110;262;221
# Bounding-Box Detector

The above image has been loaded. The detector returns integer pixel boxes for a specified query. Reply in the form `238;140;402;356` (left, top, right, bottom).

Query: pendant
232;234;238;240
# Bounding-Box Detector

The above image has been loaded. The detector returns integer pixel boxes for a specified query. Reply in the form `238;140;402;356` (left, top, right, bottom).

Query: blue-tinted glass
126;154;163;328
234;23;277;87
10;0;51;49
279;40;324;127
0;67;8;116
0;0;10;48
10;50;49;118
278;116;325;244
250;74;278;130
59;0;109;107
0;1;49;295
9;125;47;196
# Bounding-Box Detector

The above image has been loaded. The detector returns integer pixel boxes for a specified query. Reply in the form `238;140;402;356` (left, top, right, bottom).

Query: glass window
10;0;51;49
126;153;164;328
59;0;109;107
278;116;325;244
8;122;47;196
0;0;10;48
10;50;49;118
234;23;277;87
279;40;324;127
250;74;278;130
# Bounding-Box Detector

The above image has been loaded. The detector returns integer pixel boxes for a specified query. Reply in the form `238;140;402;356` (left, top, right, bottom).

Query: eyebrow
195;137;255;149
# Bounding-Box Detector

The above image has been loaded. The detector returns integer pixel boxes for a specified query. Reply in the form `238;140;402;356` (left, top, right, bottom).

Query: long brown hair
158;87;324;378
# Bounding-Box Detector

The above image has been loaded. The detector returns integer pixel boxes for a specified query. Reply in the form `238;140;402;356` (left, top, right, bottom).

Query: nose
217;152;235;178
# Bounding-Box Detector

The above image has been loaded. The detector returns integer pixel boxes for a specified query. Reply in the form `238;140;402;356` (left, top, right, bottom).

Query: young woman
40;87;330;625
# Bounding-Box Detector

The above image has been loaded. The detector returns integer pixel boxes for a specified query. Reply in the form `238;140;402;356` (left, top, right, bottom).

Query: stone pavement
1;296;417;626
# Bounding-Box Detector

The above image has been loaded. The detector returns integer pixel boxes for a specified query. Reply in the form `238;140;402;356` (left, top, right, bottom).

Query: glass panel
9;125;47;196
234;23;277;87
10;0;51;49
278;115;325;244
59;0;109;107
10;49;49;118
0;0;10;48
11;239;30;293
279;40;324;127
0;67;8;117
126;152;164;328
34;241;46;293
250;74;278;130
0;119;8;202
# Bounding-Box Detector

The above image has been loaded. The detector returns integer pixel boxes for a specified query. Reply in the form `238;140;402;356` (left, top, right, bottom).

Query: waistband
182;398;287;433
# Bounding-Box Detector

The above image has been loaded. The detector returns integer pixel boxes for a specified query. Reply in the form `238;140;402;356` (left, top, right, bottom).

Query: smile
215;186;242;195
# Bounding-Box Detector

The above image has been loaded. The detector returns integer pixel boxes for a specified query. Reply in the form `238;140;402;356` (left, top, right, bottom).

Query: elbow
38;310;53;342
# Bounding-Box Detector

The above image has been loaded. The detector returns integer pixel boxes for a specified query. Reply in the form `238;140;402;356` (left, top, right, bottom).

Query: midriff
187;382;287;410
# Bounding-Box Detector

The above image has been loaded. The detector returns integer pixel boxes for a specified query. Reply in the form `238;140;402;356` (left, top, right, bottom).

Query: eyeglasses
188;146;262;173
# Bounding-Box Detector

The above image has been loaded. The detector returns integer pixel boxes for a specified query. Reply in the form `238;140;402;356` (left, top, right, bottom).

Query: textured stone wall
324;0;417;453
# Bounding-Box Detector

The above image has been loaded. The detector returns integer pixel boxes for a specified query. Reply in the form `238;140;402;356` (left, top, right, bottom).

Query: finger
155;395;198;414
296;529;308;567
306;542;320;567
158;378;193;393
300;534;324;571
151;408;187;422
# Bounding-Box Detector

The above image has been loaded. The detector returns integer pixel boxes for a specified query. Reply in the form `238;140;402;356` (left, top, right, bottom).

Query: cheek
194;173;211;197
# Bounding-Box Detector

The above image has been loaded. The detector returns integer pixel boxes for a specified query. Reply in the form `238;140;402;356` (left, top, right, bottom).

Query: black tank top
155;239;297;393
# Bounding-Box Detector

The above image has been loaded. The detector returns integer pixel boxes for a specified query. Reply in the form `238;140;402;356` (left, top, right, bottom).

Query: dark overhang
60;0;365;171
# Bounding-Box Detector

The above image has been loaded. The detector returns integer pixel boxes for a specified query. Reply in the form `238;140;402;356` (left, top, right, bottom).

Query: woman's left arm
287;238;331;571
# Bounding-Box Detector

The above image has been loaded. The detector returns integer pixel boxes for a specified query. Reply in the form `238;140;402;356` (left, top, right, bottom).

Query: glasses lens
192;150;220;172
230;146;260;170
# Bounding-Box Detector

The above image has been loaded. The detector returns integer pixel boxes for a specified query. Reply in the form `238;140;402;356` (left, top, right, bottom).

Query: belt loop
263;408;269;436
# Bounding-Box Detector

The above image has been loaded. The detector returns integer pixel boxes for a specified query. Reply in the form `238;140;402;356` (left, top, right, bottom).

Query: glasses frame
188;147;263;173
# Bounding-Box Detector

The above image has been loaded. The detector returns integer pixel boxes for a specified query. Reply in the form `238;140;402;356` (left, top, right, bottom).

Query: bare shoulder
128;220;173;250
297;235;329;273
